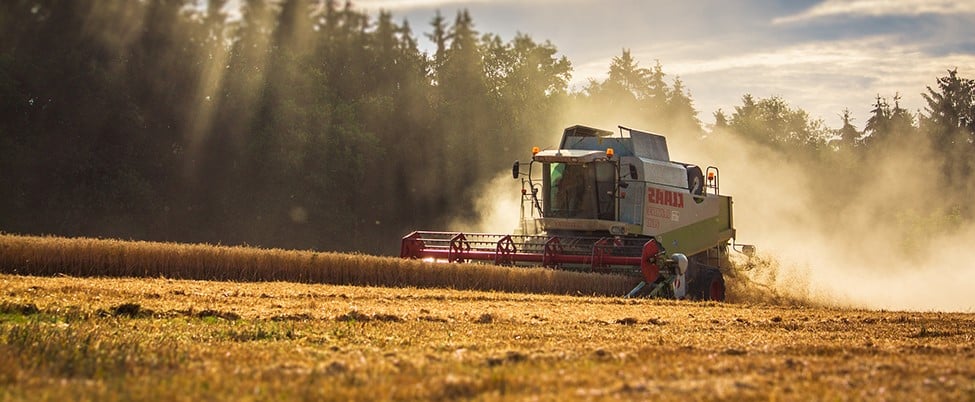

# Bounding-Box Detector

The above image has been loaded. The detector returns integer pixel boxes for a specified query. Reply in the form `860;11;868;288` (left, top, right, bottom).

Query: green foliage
862;93;916;149
728;94;830;151
921;68;975;181
0;302;45;324
0;1;567;254
572;50;701;135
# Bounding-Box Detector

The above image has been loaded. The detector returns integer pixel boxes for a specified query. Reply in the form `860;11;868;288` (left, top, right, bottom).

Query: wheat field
1;234;974;401
2;274;974;401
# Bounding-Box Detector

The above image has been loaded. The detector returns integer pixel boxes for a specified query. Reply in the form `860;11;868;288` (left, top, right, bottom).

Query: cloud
569;34;975;127
774;0;975;25
671;36;974;117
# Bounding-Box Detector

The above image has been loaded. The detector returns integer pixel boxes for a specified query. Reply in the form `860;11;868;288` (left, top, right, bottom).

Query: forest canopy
1;0;973;255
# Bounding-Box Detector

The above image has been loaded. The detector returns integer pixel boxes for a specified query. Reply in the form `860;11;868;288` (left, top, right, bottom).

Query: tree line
1;0;972;254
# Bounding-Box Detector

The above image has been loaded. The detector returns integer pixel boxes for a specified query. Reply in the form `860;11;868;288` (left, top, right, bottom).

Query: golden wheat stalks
0;234;637;296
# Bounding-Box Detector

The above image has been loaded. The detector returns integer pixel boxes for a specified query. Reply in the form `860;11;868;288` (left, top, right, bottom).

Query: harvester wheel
687;267;725;302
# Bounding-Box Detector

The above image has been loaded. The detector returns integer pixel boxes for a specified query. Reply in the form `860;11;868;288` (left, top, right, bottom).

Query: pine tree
921;69;975;181
862;94;891;148
667;76;702;135
888;93;916;139
606;49;649;101
836;109;861;150
712;109;729;129
426;11;448;82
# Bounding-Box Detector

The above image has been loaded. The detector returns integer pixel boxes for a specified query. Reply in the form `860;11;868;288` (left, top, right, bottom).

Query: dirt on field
1;273;974;401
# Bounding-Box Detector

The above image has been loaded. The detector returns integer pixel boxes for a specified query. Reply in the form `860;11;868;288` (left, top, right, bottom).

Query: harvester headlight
671;253;688;275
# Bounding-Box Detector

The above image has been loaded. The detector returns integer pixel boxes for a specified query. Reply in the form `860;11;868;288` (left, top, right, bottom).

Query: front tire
687;267;725;301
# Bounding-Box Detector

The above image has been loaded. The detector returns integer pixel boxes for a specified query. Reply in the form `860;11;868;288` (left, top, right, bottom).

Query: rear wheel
687;267;725;301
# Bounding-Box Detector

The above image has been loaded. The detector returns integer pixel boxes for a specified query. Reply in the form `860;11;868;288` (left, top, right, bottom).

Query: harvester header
402;124;747;300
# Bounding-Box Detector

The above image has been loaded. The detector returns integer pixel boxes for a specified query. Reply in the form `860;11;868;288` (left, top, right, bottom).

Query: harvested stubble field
1;235;974;401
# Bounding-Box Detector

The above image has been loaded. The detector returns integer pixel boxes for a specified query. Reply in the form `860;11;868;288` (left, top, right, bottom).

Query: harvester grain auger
401;125;753;301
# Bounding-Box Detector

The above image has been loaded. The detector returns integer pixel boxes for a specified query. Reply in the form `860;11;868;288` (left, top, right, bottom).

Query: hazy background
1;0;973;311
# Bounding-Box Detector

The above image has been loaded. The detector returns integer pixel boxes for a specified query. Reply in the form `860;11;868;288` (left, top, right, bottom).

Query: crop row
0;234;637;296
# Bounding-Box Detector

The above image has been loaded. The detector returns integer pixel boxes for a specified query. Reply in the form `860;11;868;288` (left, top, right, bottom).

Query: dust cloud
680;130;975;313
448;171;525;234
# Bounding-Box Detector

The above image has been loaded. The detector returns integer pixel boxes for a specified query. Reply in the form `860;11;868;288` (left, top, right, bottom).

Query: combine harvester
401;125;751;300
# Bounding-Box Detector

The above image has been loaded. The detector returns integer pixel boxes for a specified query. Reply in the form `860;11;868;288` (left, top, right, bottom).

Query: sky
352;0;975;128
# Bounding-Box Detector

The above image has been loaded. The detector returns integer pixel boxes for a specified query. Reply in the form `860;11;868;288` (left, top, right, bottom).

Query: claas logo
647;188;685;208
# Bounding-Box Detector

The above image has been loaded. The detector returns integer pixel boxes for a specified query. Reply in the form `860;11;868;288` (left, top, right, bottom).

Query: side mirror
742;244;756;256
512;161;520;179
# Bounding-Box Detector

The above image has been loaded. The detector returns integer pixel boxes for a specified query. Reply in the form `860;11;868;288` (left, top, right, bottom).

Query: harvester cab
402;124;741;301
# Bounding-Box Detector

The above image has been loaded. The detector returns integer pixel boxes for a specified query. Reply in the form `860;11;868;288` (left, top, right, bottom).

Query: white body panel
640;184;721;237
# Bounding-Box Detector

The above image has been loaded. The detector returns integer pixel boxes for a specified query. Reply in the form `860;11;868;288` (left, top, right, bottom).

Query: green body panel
654;195;734;256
